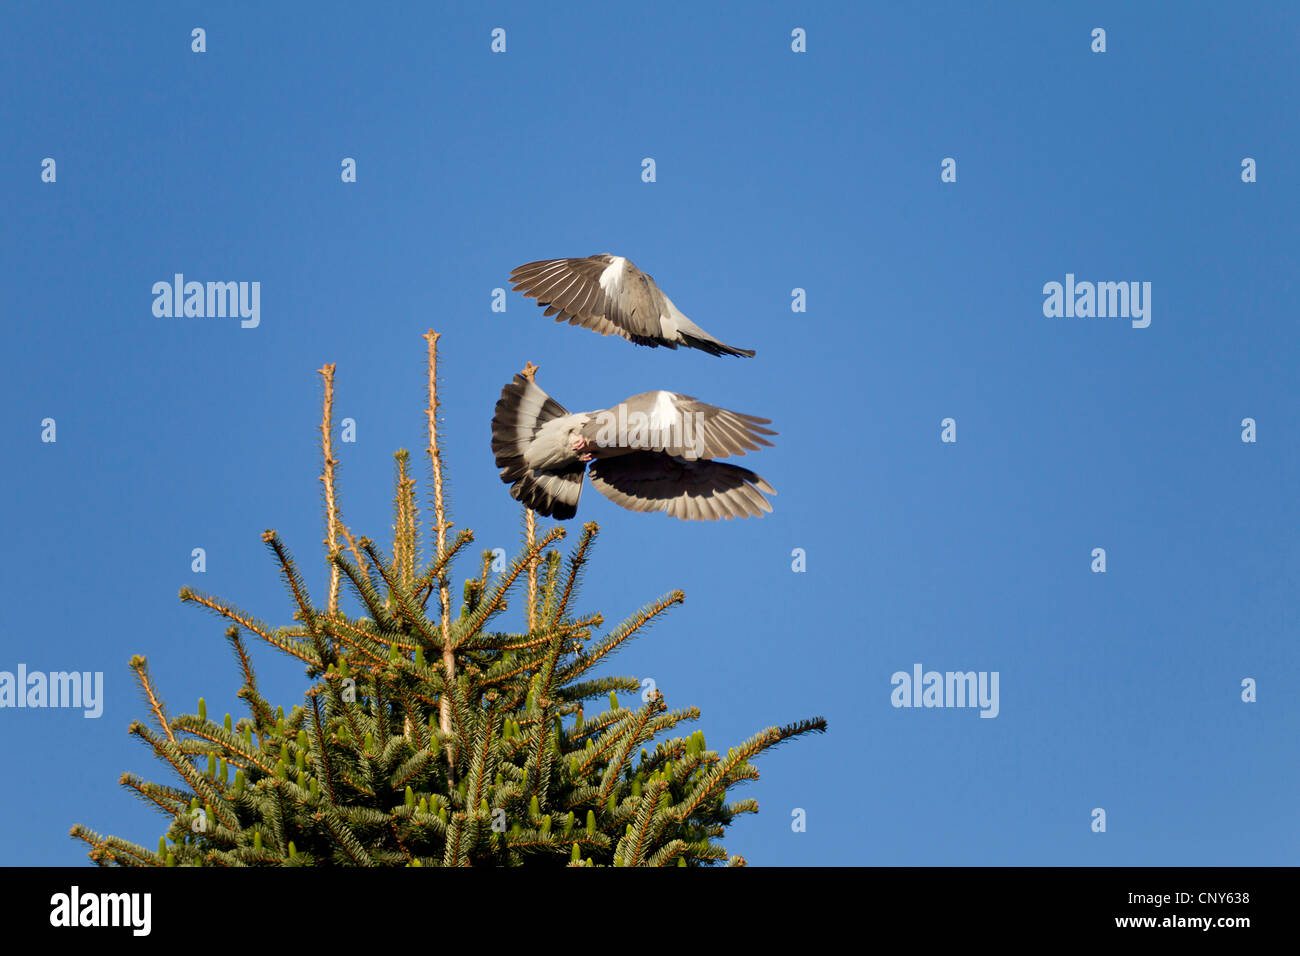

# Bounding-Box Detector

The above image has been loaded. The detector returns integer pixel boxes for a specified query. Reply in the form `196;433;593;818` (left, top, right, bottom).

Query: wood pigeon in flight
491;370;775;520
509;254;756;357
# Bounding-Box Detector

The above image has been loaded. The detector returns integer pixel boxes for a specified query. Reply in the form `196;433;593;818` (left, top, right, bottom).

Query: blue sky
2;2;1296;866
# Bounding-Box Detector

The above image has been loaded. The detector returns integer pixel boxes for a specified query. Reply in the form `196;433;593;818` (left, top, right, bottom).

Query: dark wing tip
683;335;756;358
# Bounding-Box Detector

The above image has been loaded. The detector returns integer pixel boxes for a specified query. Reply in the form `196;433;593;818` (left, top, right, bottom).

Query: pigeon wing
588;451;775;521
611;391;777;460
509;255;662;345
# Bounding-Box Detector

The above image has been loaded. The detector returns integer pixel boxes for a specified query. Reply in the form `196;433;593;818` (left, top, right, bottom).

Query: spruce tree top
72;333;825;866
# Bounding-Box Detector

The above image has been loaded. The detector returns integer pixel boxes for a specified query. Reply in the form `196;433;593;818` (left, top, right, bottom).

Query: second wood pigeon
509;254;756;357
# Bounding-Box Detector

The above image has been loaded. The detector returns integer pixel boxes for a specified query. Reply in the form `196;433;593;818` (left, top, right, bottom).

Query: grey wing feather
613;392;777;460
588;451;775;521
510;256;663;345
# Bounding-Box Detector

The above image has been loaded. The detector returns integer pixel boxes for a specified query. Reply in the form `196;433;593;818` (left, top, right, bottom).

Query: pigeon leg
569;433;595;462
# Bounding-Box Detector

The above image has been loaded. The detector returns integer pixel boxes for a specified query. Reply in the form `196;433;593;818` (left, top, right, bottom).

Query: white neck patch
648;390;679;431
598;256;627;295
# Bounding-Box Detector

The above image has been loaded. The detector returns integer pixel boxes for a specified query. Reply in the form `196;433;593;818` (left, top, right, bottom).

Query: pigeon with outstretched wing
509;254;756;357
491;372;775;520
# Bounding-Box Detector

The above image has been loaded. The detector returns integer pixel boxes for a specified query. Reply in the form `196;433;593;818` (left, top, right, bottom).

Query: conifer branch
535;625;568;713
371;681;392;760
307;691;338;806
551;522;598;626
331;548;398;631
675;718;827;820
316;373;373;588
539;550;561;623
128;655;174;743
558;591;684;685
462;698;500;822
517;362;542;633
442;814;466;867
618;779;670;866
437;667;473;746
423;330;461;787
126;724;240;831
422;337;452;653
389;750;432;790
360;539;441;651
453;526;566;649
119;774;190;818
645;839;689;868
723;798;760;816
525;507;538;631
223;628;276;732
321;615;394;669
318;363;343;615
479;656;538;692
318;805;374;866
264;781;287;854
393;681;432;741
559;677;648;711
392;449;419;591
262;530;331;665
415;527;474;611
526;702;557;806
180;587;286;654
70;828;158;867
598;693;666;802
501;613;602;652
640;710;704;753
168;716;258;773
337;523;372;581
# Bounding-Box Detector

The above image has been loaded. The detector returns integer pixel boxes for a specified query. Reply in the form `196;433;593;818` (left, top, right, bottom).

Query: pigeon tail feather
491;374;584;519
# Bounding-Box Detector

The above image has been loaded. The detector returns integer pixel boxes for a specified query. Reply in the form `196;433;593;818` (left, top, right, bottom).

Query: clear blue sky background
2;2;1296;866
